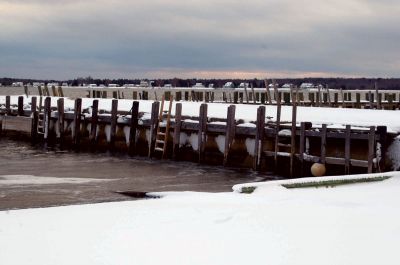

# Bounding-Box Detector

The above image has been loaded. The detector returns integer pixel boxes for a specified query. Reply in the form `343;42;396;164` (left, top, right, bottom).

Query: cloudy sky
1;0;399;79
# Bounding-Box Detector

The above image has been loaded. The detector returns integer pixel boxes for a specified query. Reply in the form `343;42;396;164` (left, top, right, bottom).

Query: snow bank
1;172;400;265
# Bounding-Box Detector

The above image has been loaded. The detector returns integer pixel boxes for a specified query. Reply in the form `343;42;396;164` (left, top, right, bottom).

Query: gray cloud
1;0;399;79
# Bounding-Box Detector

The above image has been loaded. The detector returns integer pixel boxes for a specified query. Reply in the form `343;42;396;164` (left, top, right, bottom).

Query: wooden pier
0;95;393;178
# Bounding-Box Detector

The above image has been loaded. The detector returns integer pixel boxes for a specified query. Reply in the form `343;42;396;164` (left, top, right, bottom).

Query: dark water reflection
0;138;278;210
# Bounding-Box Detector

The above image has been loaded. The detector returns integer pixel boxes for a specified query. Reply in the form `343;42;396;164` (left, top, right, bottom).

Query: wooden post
43;97;51;142
321;124;327;164
112;91;118;99
327;87;332;107
375;82;381;109
128;101;140;156
58;86;64;97
317;86;321;107
24;85;29;96
51;86;58;97
198;104;208;163
299;122;306;177
264;80;272;104
57;98;65;145
368;91;374;109
368;126;375;173
290;93;297;177
172;103;182;160
109;99;118;147
31;97;38;141
5;96;10;115
148;101;160;158
345;125;351;174
244;84;249;103
223;105;236;166
251;84;256;104
18;96;24;116
340;88;345;107
73;98;82;146
89;100;99;145
38;86;43;97
355;93;361;108
253;106;265;171
377;126;387;172
273;84;281;172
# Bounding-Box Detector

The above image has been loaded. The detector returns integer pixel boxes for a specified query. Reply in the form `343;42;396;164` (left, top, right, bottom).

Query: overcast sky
1;0;399;79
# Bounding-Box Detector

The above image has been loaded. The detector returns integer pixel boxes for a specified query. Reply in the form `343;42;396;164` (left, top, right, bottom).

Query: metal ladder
154;95;174;158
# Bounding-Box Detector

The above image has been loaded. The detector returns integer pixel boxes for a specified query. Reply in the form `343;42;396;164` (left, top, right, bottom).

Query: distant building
192;83;205;89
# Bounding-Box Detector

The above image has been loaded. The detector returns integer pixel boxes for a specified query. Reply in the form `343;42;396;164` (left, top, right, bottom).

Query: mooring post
172;103;182;160
273;84;281;172
51;86;57;97
355;93;361;109
109;99;118;147
58;86;64;97
244;85;249;104
289;93;297;178
321;124;327;164
73;98;82;146
198;103;208;163
375;82;381;109
18;96;24;116
128;101;139;156
299;122;306;177
253;106;265;171
5;96;10;115
30;97;38;141
223;105;236;166
38;86;43;97
377;126;387;172
89;99;99;145
57;98;65;145
367;126;376;173
43;97;51;142
345;125;351;174
24;85;29;97
148;101;160;158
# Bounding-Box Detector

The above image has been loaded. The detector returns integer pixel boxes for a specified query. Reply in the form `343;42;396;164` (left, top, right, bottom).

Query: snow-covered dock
0;95;399;176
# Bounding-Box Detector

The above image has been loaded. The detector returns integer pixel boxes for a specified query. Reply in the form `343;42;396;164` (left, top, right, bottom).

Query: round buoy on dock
311;163;326;177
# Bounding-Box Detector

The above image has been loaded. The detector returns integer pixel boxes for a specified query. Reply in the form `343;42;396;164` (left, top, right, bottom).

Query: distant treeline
1;77;400;90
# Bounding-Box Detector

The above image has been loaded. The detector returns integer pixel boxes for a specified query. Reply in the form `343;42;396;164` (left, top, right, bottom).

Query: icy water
0;138;277;210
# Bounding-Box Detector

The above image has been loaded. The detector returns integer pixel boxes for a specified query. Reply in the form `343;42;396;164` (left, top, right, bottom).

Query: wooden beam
43;97;51;142
367;126;375;173
73;98;82;146
128;101;139;156
148;101;160;158
89;100;99;145
377;126;387;172
172;103;182;160
109;99;118;147
290;91;297;177
18;96;24;116
345;125;351;174
223;105;236;166
57;98;65;145
198;103;208;163
30;97;38;141
253;106;265;171
321;124;327;164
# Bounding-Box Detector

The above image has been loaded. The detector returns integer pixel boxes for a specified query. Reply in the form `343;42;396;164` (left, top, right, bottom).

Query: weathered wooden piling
223;105;236;166
198;103;208;163
57;98;65;145
109;99;118;147
18;96;24;116
172;103;182;160
73;98;82;146
89;99;99;145
128;101;139;156
253;106;265;171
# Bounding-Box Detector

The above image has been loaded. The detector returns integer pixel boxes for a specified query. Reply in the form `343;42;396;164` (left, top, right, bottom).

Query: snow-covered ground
1;95;400;133
1;171;399;265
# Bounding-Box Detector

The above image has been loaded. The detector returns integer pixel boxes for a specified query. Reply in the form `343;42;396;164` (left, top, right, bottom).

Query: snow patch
245;138;255;156
388;136;400;170
215;135;225;153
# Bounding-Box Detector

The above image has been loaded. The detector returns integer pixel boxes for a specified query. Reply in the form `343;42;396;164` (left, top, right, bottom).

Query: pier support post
109;99;118;147
31;97;38;141
44;97;51;142
172;103;182;160
368;126;376;173
128;101;139;156
198;103;208;163
89;100;99;145
377;126;387;172
5;96;10;115
57;98;65;146
223;105;236;166
18;96;24;116
345;125;351;174
73;98;82;146
253;106;265;171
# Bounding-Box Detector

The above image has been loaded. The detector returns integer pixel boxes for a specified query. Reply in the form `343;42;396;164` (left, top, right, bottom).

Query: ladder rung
278;143;291;147
154;147;164;152
156;140;165;144
157;132;166;136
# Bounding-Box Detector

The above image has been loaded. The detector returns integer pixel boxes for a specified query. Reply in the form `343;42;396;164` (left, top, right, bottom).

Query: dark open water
0;137;277;210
